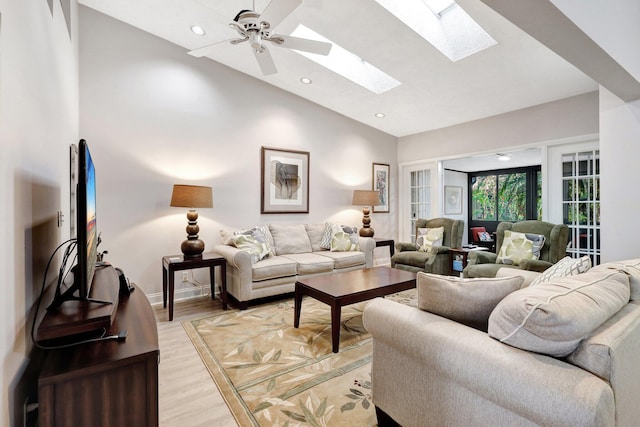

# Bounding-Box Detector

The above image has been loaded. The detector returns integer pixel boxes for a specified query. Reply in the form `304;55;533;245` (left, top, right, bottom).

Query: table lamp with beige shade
352;189;380;237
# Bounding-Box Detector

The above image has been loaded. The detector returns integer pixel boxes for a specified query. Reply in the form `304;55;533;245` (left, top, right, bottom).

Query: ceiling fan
188;0;332;75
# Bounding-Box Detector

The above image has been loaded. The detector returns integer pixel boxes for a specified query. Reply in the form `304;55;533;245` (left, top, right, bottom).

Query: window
409;169;431;243
562;150;600;265
468;166;541;234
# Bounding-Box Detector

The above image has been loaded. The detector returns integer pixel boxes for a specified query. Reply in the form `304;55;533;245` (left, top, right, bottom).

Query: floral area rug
182;289;416;426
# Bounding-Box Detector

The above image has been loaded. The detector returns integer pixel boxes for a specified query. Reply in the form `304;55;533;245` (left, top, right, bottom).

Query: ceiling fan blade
259;0;302;29
253;46;278;75
271;35;332;55
188;38;240;57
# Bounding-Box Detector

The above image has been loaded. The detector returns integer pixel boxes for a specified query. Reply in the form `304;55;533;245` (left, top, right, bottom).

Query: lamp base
359;227;374;237
181;238;205;258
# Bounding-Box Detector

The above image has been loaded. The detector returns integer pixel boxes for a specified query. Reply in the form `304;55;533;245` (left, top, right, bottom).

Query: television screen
77;138;98;299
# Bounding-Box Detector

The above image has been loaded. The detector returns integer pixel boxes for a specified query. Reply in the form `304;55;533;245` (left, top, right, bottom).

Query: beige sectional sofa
364;258;640;426
214;223;375;309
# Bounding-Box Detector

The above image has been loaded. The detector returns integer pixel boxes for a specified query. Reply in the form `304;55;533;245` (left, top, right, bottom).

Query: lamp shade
352;190;379;206
170;185;213;208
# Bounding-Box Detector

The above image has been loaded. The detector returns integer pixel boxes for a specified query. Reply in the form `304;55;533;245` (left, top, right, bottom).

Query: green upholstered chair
463;220;569;278
391;218;464;275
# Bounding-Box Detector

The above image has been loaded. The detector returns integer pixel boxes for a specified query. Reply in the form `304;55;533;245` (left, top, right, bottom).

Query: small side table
373;237;395;257
449;247;488;276
162;252;227;321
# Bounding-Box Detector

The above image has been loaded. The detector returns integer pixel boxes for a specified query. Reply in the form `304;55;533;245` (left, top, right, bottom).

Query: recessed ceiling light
497;154;511;161
375;113;386;118
190;25;206;36
290;25;401;95
300;77;312;84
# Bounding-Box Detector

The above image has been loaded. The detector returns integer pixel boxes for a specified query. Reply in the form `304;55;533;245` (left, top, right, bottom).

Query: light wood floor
154;296;238;427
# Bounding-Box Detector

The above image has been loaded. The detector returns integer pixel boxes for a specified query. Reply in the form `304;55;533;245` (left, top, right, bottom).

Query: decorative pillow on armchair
530;255;591;286
416;227;444;252
496;230;545;266
330;224;360;252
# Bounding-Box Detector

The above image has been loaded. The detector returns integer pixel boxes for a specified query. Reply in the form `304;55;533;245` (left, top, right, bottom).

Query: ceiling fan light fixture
300;77;312;84
190;25;206;36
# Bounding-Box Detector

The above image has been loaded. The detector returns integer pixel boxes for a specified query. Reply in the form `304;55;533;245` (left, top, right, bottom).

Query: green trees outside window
470;166;541;223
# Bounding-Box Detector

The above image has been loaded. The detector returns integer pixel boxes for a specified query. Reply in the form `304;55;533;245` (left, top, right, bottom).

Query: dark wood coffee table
293;266;417;353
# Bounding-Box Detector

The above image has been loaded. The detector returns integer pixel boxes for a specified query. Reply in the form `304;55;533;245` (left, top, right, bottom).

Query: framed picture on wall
444;185;462;215
261;146;310;214
372;163;390;213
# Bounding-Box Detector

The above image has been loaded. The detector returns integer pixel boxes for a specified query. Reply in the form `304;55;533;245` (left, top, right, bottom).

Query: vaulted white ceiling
78;0;598;137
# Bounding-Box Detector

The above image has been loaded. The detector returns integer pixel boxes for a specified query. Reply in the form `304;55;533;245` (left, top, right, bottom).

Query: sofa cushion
251;256;298;282
269;224;312;255
590;258;640;301
416;227;444;252
530;255;591;286
417;272;524;330
281;253;334;275
488;269;630;357
305;223;326;252
316;251;365;269
497;230;545;266
566;303;640;382
330;224;360;252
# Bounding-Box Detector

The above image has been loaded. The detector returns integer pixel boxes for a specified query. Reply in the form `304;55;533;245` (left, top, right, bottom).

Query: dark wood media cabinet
38;266;159;426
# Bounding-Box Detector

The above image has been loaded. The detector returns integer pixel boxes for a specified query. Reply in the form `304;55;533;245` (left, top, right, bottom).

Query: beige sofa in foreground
363;258;640;426
214;223;375;309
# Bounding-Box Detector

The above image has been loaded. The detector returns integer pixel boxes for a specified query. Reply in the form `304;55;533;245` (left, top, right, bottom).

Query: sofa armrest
358;237;375;267
213;244;251;270
363;298;614;427
468;250;497;265
395;242;416;252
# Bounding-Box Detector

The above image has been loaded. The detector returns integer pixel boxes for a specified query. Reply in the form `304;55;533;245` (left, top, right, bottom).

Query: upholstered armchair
463;220;569;278
391;218;464;274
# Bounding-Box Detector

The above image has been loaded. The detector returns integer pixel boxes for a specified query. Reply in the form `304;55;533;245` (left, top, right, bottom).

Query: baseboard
147;283;220;306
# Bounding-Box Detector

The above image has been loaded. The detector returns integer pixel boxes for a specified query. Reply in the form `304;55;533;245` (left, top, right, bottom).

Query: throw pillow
530;255;592;286
417;272;524;330
320;222;334;250
416;227;444;252
330;224;360;252
488;269;630;357
229;233;272;264
478;231;493;242
496;230;545;266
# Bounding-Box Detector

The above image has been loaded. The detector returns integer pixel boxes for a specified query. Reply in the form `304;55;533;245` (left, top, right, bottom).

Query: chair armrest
467;250;497;265
395;242;416;252
519;259;553;272
363;298;614;427
428;245;451;255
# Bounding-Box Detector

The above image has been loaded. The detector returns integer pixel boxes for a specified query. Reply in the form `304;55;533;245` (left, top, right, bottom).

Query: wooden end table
373;237;395;256
162;252;227;321
449;247;489;276
293;266;416;353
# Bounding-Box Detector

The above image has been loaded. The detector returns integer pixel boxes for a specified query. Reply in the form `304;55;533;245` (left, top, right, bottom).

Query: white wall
78;7;397;300
599;87;640;261
0;1;79;426
398;92;598;163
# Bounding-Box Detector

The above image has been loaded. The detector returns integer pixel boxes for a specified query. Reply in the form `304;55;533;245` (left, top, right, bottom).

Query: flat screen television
48;139;100;309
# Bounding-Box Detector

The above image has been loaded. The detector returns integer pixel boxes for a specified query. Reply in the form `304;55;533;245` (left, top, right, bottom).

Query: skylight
290;25;401;95
375;0;497;62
